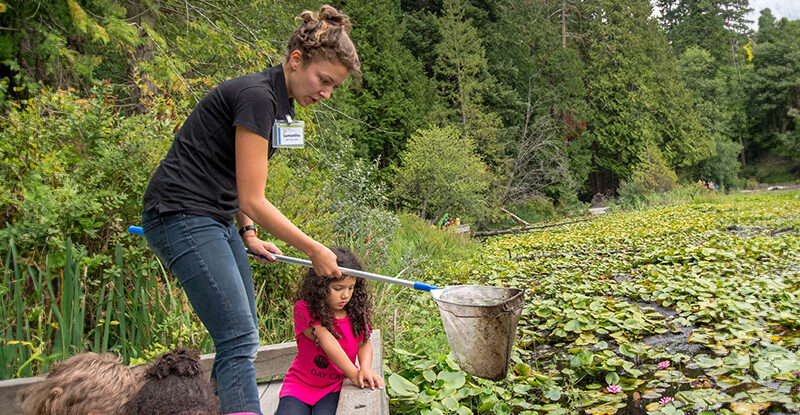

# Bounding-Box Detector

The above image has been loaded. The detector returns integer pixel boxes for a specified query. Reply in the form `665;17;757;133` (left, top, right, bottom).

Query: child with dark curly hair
276;247;384;414
123;347;220;415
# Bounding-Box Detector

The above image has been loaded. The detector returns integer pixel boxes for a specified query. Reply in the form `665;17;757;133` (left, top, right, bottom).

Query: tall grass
336;213;477;356
0;238;206;379
1;213;478;379
617;182;728;210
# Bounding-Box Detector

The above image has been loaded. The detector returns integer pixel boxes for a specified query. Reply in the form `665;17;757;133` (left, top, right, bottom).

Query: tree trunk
499;207;530;226
125;1;158;114
562;0;567;49
471;217;593;237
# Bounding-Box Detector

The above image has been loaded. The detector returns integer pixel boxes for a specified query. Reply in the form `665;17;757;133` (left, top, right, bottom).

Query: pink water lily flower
660;397;674;405
658;361;670;370
607;385;622;393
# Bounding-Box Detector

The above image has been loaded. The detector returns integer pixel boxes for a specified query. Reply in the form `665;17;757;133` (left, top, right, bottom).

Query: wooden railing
0;330;388;415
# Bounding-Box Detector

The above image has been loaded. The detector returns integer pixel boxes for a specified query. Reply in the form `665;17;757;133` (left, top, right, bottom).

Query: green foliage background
1;1;800;413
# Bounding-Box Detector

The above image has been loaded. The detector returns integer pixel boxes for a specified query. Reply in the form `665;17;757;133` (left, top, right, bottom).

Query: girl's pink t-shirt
279;300;365;405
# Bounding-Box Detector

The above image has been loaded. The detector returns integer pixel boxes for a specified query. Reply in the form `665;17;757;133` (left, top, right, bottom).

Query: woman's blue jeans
142;208;262;414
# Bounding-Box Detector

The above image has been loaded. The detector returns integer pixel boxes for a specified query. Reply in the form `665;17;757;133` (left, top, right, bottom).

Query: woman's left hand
243;237;282;263
356;368;385;390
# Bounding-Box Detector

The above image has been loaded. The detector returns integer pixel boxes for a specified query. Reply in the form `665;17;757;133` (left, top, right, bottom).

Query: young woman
276;247;384;415
140;5;360;414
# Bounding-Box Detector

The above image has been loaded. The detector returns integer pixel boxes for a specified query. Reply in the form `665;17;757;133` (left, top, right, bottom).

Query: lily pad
729;402;770;415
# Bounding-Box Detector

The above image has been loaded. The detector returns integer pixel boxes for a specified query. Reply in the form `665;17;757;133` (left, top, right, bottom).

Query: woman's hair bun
318;4;351;30
297;5;352;33
287;4;360;73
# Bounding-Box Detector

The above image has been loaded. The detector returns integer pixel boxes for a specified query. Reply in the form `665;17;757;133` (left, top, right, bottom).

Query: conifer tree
327;0;440;168
433;0;503;166
580;0;712;193
747;12;800;160
656;0;752;66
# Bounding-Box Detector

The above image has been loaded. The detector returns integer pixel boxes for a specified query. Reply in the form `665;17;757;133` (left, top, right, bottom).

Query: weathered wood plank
252;342;298;379
335;330;389;415
198;341;298;379
0;376;45;415
260;380;283;415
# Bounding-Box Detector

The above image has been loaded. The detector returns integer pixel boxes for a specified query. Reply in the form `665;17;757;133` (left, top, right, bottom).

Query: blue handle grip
413;282;439;292
128;226;143;235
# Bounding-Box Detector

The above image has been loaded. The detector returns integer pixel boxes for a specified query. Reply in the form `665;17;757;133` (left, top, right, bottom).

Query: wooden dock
0;329;388;415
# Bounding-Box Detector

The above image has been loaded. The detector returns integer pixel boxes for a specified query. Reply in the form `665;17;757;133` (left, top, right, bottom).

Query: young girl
276;247;385;414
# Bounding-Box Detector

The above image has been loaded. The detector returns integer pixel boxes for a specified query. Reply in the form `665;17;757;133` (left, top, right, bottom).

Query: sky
745;0;800;29
651;1;800;31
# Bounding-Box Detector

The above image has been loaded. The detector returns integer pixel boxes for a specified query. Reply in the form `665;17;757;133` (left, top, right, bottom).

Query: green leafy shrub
0;86;175;259
323;147;400;268
618;145;678;209
392;125;492;223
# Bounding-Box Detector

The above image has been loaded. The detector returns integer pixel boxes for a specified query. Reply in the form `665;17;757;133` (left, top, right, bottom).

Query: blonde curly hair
19;352;139;415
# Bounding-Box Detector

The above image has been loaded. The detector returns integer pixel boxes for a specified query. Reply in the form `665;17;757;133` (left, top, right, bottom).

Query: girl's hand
309;244;342;278
346;372;361;388
356;368;385;390
244;237;282;263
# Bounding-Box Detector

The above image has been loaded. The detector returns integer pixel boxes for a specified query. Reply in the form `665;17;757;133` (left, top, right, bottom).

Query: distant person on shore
19;352;139;415
275;247;384;415
138;5;360;413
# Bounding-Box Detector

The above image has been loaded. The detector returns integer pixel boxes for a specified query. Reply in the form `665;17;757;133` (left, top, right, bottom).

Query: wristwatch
238;225;257;237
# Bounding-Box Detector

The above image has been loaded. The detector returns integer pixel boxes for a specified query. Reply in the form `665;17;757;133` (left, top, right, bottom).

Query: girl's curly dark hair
294;246;372;341
123;347;220;415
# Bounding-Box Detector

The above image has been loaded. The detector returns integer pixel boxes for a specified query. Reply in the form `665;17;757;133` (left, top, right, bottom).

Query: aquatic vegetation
387;191;800;414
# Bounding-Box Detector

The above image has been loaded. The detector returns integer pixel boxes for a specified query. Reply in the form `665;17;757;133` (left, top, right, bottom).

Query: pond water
631;300;706;357
525;299;800;414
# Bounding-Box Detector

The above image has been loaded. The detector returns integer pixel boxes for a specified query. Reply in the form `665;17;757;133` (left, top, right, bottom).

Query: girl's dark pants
275;392;340;415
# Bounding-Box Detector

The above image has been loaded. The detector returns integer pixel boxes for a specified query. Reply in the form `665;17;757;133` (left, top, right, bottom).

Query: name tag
272;119;304;148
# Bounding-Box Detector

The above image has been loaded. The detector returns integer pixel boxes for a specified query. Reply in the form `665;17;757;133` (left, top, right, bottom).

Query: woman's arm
300;326;359;385
235;126;341;277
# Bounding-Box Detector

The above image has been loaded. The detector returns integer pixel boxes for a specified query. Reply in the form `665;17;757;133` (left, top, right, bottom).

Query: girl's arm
235;126;341;278
356;340;385;389
301;326;359;385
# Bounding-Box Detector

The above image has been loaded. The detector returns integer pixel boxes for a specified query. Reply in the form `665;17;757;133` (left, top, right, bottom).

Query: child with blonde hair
19;352;139;415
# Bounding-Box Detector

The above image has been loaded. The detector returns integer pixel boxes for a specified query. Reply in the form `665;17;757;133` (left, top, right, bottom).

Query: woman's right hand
309;244;341;278
244;237;281;264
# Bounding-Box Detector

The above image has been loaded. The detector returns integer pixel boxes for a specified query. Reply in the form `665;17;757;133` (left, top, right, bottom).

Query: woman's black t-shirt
143;64;294;225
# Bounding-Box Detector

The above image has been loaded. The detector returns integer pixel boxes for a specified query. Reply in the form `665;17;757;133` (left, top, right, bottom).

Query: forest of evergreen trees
1;0;799;228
